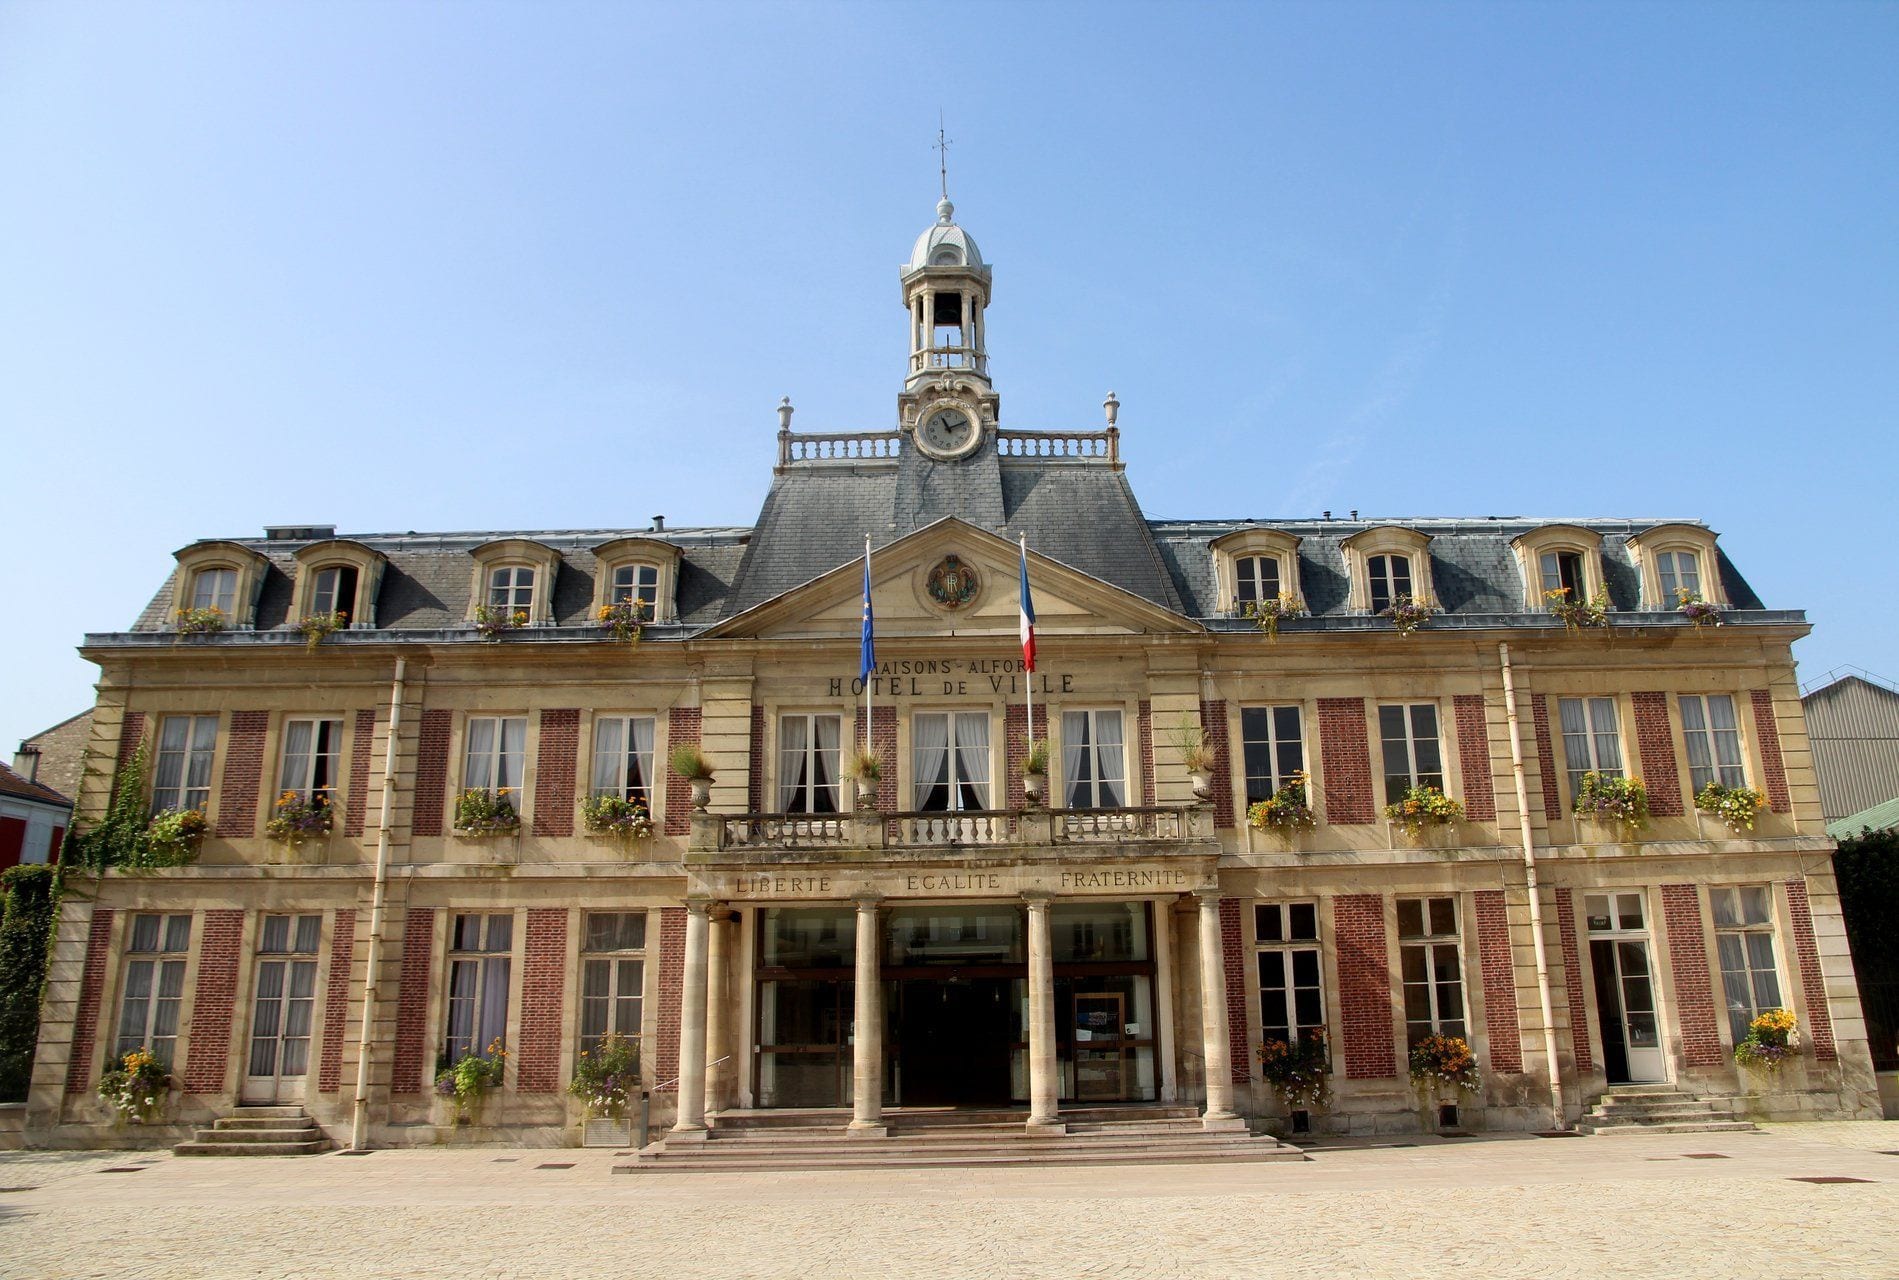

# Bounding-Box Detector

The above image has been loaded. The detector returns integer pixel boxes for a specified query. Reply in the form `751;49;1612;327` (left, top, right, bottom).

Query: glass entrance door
1585;892;1665;1084
243;914;321;1104
754;907;854;1108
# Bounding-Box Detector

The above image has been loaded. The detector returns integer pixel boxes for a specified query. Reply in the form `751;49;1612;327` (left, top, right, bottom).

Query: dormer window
488;566;536;613
1208;528;1304;618
170;540;270;631
191;568;237;614
311;566;359;622
1367;555;1412;614
1235;556;1281;609
1654;551;1700;604
590;537;683;625
466;539;560;627
289;539;386;631
1626;524;1726;611
1540;551;1584;598
1509;525;1607;613
611;564;660;620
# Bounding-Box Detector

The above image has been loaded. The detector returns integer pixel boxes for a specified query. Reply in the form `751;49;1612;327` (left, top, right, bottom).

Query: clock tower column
898;195;998;459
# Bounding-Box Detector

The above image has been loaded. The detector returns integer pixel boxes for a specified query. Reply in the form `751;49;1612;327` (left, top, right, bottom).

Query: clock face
919;407;975;457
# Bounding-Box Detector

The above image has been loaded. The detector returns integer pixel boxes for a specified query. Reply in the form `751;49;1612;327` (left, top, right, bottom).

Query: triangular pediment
701;518;1200;642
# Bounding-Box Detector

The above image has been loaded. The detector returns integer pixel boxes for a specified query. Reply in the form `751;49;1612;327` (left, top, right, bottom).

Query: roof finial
935;112;954;223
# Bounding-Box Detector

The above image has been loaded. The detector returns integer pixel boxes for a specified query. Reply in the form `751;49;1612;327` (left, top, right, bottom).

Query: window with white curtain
446;912;513;1062
609;564;660;618
580;912;646;1053
590;715;656;804
1558;697;1624;797
115;913;192;1065
912;712;991;811
1680;694;1746;792
778;714;841;814
152;714;219;814
1712;886;1783;1044
190;567;236;614
463;716;527;796
277;717;344;807
1655;550;1702;604
487;566;535;612
1062;709;1126;809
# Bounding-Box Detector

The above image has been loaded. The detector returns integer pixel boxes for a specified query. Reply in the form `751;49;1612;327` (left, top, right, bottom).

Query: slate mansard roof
108;435;1782;646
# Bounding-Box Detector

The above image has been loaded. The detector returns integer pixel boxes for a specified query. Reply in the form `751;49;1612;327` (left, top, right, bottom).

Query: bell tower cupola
898;176;997;454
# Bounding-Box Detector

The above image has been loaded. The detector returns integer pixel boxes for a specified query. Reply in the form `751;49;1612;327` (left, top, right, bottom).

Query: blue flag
860;541;875;680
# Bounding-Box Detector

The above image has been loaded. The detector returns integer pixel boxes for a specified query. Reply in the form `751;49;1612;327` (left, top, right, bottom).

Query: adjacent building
25;195;1882;1149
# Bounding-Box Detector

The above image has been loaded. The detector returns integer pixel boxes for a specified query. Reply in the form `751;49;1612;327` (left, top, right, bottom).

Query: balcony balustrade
691;804;1207;855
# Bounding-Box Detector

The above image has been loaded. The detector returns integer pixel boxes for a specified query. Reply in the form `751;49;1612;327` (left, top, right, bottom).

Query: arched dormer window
467;539;561;626
1509;525;1607;613
591;537;684;624
1207;528;1304;617
289;540;387;630
1339;526;1435;615
1626;523;1726;610
170;541;271;630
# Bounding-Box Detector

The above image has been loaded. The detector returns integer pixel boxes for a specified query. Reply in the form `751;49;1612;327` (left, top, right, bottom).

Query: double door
1586;893;1665;1084
242;914;321;1104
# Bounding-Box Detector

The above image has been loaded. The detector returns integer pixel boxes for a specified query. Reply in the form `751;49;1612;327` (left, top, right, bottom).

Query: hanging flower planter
1383;785;1463;841
1247;772;1317;840
265;791;336;846
580;795;654;841
173;606;226;636
595;600;646;644
1696;781;1768;834
297;610;349;651
473;604;529;640
1571;772;1649;836
1243;592;1308;642
453;788;521;836
1544;587;1609;632
1676;590;1723;629
1378;595;1437;637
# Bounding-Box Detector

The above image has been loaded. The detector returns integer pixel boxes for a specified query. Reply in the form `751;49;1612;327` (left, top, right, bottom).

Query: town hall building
24;192;1882;1155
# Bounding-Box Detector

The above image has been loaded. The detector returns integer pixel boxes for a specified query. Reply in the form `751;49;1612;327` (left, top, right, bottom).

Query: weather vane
935;111;952;202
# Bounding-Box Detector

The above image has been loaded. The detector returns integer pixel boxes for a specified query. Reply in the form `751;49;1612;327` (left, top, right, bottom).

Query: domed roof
907;198;986;272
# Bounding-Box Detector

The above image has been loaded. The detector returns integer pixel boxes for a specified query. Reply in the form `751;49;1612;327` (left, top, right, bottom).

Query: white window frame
115;913;192;1066
1654;549;1703;604
310;565;359;620
590;715;656;805
1711;886;1784;1046
609;564;660;619
1234;555;1282;610
1397;896;1466;1047
190;567;237;614
1367;554;1413;613
1062;708;1127;809
1539;550;1585;597
487;565;536;613
1240;705;1305;804
1254;902;1325;1047
152;714;219;814
778;713;841;815
912;710;992;812
277;716;344;808
1377;703;1444;801
1558;696;1625;799
463;715;528;797
446;912;513;1062
579;911;646;1054
1679;694;1746;793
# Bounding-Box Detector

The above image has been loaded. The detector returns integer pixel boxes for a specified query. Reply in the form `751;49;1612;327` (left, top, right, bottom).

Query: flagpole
864;534;873;758
1020;534;1033;767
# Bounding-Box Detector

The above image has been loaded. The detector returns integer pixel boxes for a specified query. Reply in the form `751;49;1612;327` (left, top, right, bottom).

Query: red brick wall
1660;884;1722;1066
852;706;898;811
1201;699;1236;828
317;908;355;1093
655;907;685;1087
1003;704;1050;810
1554;887;1593;1073
344;709;375;838
215;711;269;837
391;907;435;1094
1334;893;1396;1079
748;707;765;812
411;709;453;837
1318;698;1374;824
531;709;579;837
64;908;115;1093
183;908;245;1093
1633;693;1684;817
1473;890;1523;1073
1137;700;1155;806
1784;879;1838;1062
1531;696;1562;820
1220;898;1250;1083
1751;691;1791;813
664;709;702;835
115;712;146;772
1453;694;1497;822
516;908;569;1092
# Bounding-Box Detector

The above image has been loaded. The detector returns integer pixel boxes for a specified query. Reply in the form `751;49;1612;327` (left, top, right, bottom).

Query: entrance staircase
1576;1084;1757;1136
174;1105;331;1156
617;1105;1304;1173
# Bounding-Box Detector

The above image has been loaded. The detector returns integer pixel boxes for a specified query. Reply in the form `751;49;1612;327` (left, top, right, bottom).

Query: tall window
446;913;513;1061
1539;551;1584;597
1712;886;1783;1044
1558;697;1624;796
1655;550;1701;603
115;913;191;1065
1241;705;1304;803
1398;896;1465;1047
778;714;841;814
913;711;991;811
1368;554;1412;613
1378;704;1443;799
590;716;655;804
311;565;359;621
1255;902;1324;1046
278;717;343;808
464;716;527;796
1063;709;1127;808
1235;555;1281;609
487;566;535;613
152;714;218;813
1680;694;1745;792
190;567;237;614
610;564;659;619
580;912;646;1053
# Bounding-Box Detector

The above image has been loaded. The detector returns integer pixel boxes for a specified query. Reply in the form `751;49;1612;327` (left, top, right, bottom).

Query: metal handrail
651;1054;732;1095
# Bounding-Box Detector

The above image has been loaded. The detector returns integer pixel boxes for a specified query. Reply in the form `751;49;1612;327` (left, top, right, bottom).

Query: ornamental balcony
686;803;1213;861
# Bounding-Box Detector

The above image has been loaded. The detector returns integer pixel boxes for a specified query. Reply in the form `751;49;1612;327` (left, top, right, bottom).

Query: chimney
651;516;666;533
12;745;40;783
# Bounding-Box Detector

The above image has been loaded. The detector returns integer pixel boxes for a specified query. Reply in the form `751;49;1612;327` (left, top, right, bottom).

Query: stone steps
1576;1085;1756;1137
174;1106;330;1157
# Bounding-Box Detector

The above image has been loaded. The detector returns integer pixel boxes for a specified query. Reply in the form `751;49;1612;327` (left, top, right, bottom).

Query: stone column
704;908;733;1118
1025;893;1064;1132
849;895;886;1135
1196;892;1243;1130
671;898;711;1139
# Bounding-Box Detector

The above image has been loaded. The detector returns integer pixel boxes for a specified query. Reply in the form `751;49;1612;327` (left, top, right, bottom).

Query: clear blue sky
3;1;1895;753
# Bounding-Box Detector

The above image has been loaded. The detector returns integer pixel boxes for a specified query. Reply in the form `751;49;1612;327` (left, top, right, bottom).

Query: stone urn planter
1023;771;1047;806
1188;770;1213;800
688;777;713;811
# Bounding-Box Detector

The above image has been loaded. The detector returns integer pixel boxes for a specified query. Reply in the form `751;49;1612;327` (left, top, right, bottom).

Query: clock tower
898;194;997;461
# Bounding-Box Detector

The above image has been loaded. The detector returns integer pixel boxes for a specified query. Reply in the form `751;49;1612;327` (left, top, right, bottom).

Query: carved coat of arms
925;555;980;610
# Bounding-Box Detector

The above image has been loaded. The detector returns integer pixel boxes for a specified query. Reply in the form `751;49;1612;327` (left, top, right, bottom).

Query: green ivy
0;865;64;1102
69;741;151;872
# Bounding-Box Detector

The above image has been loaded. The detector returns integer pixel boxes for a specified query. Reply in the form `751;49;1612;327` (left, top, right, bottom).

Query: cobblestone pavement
3;1123;1896;1279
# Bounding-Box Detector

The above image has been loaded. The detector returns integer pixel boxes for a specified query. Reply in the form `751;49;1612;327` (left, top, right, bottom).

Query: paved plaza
1;1122;1895;1279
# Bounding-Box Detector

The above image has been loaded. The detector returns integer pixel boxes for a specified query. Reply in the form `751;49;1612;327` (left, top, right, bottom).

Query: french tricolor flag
1018;538;1036;673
